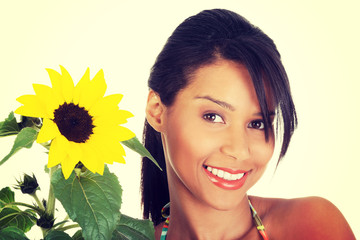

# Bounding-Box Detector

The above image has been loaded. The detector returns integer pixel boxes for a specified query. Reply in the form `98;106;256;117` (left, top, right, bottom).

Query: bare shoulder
251;196;356;240
154;221;165;240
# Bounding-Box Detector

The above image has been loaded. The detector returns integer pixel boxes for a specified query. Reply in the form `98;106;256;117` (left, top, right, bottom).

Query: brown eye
248;120;265;130
203;113;224;123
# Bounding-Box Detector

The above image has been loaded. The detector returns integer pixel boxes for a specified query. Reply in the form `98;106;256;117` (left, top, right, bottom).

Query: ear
146;90;166;132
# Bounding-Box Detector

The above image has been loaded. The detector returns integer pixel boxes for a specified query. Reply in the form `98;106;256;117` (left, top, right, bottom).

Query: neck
167;189;254;240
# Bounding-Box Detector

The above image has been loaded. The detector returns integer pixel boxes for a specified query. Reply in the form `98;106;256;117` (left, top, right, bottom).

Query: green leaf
0;127;38;166
121;137;162;171
0;187;15;208
45;230;73;240
0;112;20;137
52;166;122;240
72;230;85;240
0;207;36;232
0;226;29;240
0;187;36;233
111;215;155;240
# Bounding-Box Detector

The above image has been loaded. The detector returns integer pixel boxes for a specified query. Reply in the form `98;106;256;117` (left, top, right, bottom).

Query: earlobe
145;90;166;132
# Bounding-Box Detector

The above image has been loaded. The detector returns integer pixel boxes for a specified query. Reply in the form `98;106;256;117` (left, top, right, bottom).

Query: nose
220;127;250;161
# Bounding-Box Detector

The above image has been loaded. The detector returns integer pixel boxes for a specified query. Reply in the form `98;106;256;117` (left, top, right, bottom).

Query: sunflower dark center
53;103;94;143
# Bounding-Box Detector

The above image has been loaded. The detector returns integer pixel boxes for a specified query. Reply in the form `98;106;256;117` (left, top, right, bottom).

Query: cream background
0;1;359;239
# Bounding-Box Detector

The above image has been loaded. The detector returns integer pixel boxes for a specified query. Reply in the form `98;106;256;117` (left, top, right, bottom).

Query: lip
203;165;249;190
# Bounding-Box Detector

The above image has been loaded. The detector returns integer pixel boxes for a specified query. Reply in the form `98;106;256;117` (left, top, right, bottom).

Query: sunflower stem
39;141;51;150
31;192;45;211
0;200;43;215
41;228;49;238
55;223;80;232
56;215;70;229
45;167;56;217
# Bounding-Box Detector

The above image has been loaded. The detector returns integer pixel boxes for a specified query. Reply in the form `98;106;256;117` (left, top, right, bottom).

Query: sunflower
15;66;135;179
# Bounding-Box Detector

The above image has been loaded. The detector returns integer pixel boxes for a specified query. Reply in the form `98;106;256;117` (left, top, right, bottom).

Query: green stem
31;192;45;211
41;228;49;237
39;141;51;150
45;167;56;217
56;215;70;229
0;200;43;215
56;223;80;232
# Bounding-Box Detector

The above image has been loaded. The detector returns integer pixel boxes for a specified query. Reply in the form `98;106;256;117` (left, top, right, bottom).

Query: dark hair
141;8;297;225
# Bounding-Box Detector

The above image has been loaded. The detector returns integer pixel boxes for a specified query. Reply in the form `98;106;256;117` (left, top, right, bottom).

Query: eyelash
203;113;224;123
248;120;265;130
203;113;266;130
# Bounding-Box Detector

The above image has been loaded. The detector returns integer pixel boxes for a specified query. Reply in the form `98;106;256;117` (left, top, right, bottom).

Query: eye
203;113;225;123
248;120;265;130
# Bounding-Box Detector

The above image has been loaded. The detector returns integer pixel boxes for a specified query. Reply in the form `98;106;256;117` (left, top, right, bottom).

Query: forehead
184;60;258;102
175;59;275;111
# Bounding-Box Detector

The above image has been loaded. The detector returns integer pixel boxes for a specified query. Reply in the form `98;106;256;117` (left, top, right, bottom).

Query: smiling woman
140;8;356;240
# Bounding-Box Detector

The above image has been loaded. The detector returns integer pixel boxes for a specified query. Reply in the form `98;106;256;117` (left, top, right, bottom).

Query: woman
141;9;355;239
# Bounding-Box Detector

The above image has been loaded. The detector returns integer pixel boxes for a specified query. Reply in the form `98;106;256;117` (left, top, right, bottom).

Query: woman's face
161;59;275;210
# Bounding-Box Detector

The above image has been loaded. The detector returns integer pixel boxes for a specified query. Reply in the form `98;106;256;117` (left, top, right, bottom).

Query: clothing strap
248;199;269;240
160;199;269;240
160;217;170;240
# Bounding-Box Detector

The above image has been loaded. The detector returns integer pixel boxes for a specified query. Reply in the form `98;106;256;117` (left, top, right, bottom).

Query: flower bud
36;213;55;229
16;173;39;194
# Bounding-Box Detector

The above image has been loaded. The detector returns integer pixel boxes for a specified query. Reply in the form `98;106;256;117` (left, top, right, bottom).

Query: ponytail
141;120;169;225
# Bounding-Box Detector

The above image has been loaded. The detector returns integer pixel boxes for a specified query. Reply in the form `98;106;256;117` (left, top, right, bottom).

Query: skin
146;59;355;240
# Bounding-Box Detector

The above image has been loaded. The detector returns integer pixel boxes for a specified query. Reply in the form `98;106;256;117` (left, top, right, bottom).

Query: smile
205;166;244;181
203;165;249;190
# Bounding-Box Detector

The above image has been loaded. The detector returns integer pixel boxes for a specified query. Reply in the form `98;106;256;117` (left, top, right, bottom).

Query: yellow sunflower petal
46;68;64;103
73;68;90;105
59;66;74;103
112;155;125;164
92;109;133;128
112;125;136;141
91;69;106;97
89;94;123;118
47;135;70;168
114;110;134;123
61;155;79;179
32;84;60;118
93;125;135;142
15;95;49;118
89;135;126;164
105;141;126;164
37;119;61;143
78;69;106;109
67;142;82;163
95;159;105;175
80;143;103;174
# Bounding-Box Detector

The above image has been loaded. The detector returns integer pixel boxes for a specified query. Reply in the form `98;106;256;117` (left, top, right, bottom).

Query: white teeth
217;169;224;178
236;173;245;179
205;166;245;181
224;172;231;180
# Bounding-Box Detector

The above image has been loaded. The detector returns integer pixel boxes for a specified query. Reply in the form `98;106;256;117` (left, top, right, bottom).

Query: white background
0;1;359;239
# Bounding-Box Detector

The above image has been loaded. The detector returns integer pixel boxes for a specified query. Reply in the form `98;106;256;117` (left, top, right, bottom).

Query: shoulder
288;197;355;239
154;221;165;240
252;196;355;240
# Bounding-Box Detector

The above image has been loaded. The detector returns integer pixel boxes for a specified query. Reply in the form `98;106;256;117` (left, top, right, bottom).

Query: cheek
164;119;212;167
163;113;219;179
252;136;275;169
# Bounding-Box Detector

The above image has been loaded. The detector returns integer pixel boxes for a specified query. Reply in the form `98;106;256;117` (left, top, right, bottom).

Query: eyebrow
195;95;276;117
254;112;276;118
194;95;235;111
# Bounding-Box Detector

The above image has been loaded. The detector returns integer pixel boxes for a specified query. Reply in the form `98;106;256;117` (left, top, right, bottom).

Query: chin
199;189;248;211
